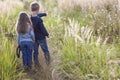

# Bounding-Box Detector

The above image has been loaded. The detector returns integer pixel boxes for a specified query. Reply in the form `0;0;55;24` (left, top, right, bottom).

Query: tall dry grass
58;0;120;42
0;0;23;34
0;0;120;80
58;0;119;11
0;0;23;15
41;0;120;79
58;19;120;80
0;0;23;79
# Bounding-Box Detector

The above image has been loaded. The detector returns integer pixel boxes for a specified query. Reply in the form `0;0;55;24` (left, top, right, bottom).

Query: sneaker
45;54;51;65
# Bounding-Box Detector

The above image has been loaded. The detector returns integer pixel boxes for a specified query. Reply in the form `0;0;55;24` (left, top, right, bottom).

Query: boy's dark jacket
30;13;49;41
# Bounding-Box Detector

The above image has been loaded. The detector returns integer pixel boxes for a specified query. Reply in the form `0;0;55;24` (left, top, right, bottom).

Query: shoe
45;54;51;65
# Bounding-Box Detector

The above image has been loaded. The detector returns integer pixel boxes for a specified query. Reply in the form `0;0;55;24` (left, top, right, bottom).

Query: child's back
18;24;34;44
30;14;49;41
17;12;35;71
30;2;50;66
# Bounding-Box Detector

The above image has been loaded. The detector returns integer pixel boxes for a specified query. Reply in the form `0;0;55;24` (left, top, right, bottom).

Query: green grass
0;1;23;79
58;37;120;80
43;0;120;79
0;0;120;80
0;39;22;80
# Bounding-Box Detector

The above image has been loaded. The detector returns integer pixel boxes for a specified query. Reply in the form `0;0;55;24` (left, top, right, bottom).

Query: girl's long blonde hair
16;12;32;34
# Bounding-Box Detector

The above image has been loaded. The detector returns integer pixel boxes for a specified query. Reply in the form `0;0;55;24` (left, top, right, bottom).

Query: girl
16;12;35;71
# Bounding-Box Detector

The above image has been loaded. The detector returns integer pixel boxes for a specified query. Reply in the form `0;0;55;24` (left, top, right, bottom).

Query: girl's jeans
20;41;33;69
34;39;50;65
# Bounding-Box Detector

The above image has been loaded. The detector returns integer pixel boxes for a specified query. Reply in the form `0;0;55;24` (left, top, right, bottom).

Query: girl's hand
33;40;35;43
47;35;49;38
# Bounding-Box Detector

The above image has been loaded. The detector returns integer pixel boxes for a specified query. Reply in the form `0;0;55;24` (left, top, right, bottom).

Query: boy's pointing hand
47;35;49;38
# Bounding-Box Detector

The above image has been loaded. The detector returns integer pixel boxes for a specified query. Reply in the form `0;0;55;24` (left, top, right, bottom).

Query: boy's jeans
20;41;33;69
34;39;50;65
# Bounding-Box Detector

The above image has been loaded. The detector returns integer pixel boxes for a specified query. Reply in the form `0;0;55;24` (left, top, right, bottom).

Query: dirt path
21;51;52;80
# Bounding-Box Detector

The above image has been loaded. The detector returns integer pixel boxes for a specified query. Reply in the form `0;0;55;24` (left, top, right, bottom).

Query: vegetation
0;0;23;80
0;0;120;80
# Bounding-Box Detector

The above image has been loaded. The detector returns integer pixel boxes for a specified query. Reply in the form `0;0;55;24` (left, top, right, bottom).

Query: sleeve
16;27;20;44
38;13;47;17
17;34;20;44
30;27;35;41
38;19;49;36
28;25;35;41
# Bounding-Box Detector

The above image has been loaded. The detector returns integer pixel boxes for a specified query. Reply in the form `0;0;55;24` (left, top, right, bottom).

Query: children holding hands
16;1;50;71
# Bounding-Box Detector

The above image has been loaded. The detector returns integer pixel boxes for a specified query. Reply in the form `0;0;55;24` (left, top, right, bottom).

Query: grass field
0;0;120;80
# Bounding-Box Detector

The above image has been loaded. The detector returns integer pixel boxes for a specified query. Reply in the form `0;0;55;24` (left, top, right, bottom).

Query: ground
19;39;61;80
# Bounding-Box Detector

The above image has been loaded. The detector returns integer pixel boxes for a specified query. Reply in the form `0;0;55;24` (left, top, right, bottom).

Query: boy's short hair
30;2;40;11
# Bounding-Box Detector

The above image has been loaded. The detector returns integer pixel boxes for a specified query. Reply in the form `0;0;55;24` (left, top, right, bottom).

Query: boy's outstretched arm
38;19;49;37
38;13;47;17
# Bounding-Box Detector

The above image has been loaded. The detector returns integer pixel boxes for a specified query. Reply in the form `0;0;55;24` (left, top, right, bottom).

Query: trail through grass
0;0;120;80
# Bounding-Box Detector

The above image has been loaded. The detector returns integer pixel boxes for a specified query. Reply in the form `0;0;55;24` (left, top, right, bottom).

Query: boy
30;2;50;67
